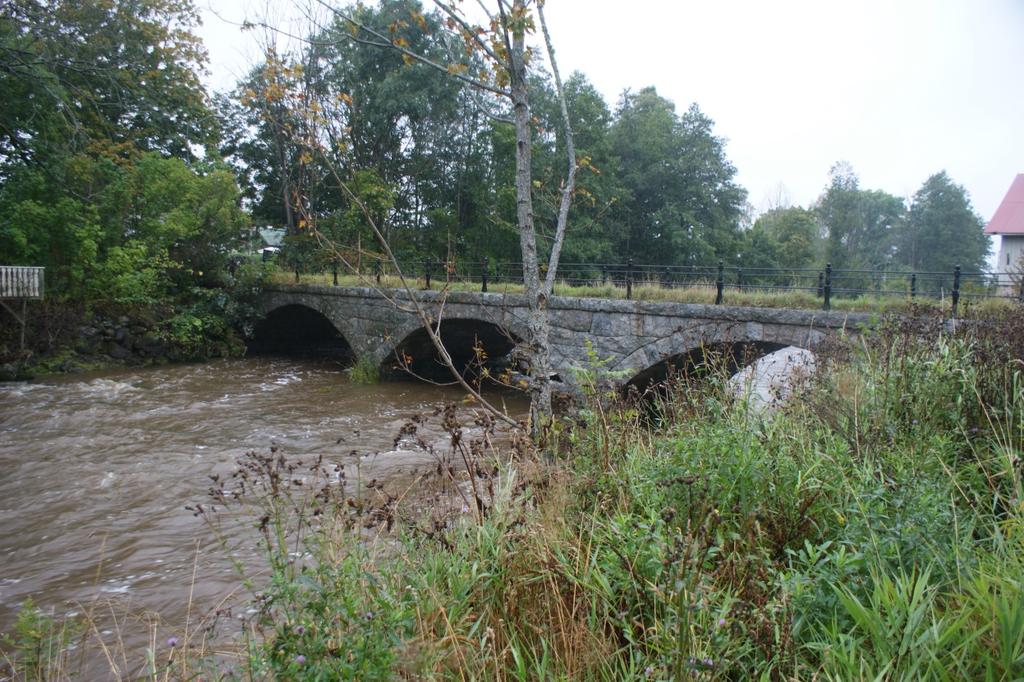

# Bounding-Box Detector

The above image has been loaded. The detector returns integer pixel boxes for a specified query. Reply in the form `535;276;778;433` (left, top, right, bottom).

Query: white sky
196;0;1024;235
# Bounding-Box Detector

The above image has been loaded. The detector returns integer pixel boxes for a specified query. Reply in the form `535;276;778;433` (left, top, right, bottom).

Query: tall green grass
348;356;380;385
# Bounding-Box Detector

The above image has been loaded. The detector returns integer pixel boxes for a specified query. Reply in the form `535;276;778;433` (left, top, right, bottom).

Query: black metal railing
283;258;1024;312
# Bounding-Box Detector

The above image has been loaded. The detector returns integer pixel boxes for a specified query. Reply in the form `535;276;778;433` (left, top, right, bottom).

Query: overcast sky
196;0;1024;236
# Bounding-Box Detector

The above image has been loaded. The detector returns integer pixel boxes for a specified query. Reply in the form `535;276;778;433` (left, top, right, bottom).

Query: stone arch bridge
255;285;874;389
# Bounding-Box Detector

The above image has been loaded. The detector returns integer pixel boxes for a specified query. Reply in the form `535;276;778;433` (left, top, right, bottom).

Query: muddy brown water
0;357;526;671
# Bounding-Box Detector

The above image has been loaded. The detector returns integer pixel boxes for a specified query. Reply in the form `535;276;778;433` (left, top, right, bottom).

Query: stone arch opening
623;340;791;397
382;318;521;383
249;304;354;364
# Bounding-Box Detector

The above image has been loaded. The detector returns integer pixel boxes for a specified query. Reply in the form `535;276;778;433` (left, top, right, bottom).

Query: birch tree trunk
510;16;552;436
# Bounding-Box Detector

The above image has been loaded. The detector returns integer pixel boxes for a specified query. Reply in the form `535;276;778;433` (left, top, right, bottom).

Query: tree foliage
214;1;993;309
223;12;750;272
0;0;248;314
810;163;990;280
607;89;746;266
0;0;215;167
816;162;904;271
745;207;820;273
901;171;989;275
1;0;996;372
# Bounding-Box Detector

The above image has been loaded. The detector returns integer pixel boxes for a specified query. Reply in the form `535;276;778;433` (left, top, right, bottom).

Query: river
0;357;526;673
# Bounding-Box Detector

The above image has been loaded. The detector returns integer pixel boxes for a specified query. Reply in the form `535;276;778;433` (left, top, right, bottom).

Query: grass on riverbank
4;313;1024;680
270;269;1019;318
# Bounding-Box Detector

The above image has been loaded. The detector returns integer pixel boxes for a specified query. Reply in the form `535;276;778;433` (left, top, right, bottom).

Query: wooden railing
0;266;45;299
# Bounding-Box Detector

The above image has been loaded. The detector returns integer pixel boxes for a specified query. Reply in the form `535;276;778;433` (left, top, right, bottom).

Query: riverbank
0;295;255;381
208;312;1018;680
3;312;1022;679
0;262;268;382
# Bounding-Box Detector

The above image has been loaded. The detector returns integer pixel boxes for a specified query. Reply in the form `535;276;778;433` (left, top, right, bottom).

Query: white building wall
995;235;1024;292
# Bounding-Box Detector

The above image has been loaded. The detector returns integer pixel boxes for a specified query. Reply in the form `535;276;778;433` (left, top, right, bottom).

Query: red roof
985;174;1024;235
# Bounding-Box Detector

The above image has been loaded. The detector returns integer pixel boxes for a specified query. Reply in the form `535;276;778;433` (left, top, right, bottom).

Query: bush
348;356;380;385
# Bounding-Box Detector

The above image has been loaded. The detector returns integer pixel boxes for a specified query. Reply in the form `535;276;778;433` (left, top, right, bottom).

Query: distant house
985;174;1024;292
258;227;286;261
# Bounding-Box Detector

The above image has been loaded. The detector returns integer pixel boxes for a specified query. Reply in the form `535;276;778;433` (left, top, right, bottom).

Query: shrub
348;356;380;385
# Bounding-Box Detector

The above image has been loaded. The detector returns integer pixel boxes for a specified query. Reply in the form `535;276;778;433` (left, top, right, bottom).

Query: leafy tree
315;168;396;270
744;206;821;277
0;0;215;170
0;161;105;293
609;87;683;263
121;155;249;288
609;88;746;266
675;103;747;262
223;1;501;265
898;171;989;275
225;52;310;234
737;225;781;274
525;71;621;266
817;162;905;272
0;152;248;303
0;0;241;308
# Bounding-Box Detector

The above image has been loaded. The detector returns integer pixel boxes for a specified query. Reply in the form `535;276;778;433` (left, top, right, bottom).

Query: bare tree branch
432;1;505;66
538;2;576;297
473;0;497;23
312;147;521;429
494;0;516;77
462;85;514;125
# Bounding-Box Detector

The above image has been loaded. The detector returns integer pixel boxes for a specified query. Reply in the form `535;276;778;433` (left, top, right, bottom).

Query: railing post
626;258;633;300
951;265;961;317
294;264;300;283
715;260;724;305
601;265;608;286
737;268;743;292
662;266;671;288
910;272;916;299
332;261;338;287
823;262;832;311
424;259;431;290
374;260;382;285
481;257;488;293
